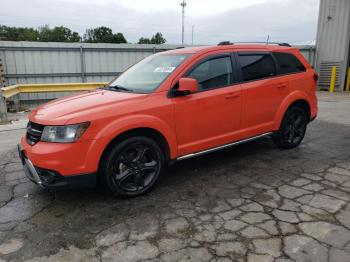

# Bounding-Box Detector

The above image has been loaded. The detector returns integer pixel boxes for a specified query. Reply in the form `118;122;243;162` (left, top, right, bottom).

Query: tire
273;106;308;149
100;136;165;197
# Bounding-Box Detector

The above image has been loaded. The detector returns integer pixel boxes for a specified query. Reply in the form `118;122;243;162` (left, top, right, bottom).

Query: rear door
237;52;289;135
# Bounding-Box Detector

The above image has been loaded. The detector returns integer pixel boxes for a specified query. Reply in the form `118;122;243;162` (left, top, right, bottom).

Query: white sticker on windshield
154;67;176;73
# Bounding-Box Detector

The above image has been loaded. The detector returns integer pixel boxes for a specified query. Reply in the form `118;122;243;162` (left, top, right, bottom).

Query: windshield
109;54;189;93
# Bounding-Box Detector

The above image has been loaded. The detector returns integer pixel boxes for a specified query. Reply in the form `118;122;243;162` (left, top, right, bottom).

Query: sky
0;0;319;45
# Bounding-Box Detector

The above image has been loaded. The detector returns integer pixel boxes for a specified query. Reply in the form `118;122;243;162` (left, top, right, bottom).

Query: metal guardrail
0;82;107;122
1;85;20;98
1;82;107;98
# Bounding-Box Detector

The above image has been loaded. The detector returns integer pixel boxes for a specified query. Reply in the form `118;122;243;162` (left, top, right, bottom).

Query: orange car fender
273;90;311;130
90;114;178;163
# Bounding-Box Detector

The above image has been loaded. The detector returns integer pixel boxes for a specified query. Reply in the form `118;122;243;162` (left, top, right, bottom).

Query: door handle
225;92;240;99
277;83;287;88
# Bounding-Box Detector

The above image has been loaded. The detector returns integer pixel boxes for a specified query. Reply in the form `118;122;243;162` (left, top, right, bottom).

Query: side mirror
178;78;198;94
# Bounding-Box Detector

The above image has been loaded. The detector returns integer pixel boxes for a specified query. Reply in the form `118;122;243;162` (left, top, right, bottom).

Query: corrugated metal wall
0;41;316;105
0;41;182;85
0;41;181;103
315;0;350;90
298;46;317;67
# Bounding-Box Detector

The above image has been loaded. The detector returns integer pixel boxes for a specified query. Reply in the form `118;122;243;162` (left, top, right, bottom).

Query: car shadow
52;136;276;200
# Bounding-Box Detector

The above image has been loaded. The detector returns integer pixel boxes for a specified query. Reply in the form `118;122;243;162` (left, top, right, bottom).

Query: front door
172;54;242;156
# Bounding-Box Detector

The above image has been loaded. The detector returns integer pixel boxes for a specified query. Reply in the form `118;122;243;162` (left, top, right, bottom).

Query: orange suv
18;42;318;197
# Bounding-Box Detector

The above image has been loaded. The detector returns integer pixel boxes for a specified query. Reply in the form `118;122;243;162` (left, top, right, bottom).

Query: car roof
162;44;296;55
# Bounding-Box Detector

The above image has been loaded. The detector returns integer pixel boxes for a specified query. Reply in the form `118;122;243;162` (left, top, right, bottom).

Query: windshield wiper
103;85;133;92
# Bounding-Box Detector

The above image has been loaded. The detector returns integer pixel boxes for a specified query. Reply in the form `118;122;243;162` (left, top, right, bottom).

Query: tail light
313;73;319;82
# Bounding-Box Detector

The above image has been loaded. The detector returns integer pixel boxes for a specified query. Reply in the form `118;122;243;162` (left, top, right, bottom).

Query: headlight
41;122;90;143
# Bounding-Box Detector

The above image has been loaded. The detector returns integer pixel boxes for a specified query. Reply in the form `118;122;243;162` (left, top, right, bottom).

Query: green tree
138;33;166;44
112;32;127;43
38;25;81;42
88;26;113;42
138;37;151;44
71;32;81;42
37;25;51;41
84;26;127;43
18;27;39;41
50;26;81;42
151;32;166;44
83;28;95;43
0;24;130;43
0;25;39;41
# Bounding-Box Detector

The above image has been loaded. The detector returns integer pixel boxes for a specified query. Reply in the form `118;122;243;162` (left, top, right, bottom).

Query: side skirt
176;132;273;161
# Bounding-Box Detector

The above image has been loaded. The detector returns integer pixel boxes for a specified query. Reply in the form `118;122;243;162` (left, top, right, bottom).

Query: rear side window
238;54;276;81
273;52;306;74
188;56;233;90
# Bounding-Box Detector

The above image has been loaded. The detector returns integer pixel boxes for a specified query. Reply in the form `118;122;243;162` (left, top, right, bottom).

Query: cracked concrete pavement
0;92;350;262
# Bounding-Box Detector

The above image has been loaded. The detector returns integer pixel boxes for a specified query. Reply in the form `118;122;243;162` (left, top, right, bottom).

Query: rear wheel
273;106;308;149
100;136;164;197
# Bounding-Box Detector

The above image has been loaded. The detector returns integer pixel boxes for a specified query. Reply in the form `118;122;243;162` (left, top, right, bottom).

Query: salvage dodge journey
18;42;318;197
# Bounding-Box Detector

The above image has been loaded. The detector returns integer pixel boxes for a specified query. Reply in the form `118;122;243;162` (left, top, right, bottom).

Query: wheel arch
99;127;172;166
273;91;312;130
81;114;178;178
288;100;311;121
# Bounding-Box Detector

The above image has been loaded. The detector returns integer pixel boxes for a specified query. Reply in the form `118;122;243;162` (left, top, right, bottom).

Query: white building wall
316;0;350;90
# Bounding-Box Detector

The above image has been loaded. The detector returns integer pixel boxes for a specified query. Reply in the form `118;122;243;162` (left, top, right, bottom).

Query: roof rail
175;46;185;49
277;43;292;47
218;41;233;46
232;41;291;47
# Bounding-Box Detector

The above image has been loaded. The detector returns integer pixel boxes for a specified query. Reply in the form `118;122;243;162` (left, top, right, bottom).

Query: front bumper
18;144;96;190
18;144;44;187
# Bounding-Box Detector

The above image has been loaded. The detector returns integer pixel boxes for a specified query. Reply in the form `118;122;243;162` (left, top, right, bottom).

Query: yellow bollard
329;66;336;93
345;67;350;92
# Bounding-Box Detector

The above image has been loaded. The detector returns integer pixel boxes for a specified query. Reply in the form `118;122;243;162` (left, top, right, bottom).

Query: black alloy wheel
101;136;164;197
273;106;308;149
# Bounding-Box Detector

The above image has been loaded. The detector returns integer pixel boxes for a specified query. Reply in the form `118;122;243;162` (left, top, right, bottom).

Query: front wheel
273;106;308;149
100;136;165;197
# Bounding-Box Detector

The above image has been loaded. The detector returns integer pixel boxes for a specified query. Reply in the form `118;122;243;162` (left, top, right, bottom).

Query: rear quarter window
273;52;306;75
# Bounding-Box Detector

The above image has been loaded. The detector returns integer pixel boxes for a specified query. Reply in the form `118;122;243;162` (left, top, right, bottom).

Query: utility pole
0;57;8;122
180;0;186;45
191;25;194;45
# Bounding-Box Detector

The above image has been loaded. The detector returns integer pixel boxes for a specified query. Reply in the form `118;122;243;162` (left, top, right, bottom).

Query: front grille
26;121;44;145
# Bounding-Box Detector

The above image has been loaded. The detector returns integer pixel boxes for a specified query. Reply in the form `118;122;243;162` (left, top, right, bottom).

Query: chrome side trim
176;132;273;161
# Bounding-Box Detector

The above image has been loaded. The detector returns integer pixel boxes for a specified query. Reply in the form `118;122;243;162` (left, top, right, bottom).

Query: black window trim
272;51;307;77
169;53;240;97
168;50;308;98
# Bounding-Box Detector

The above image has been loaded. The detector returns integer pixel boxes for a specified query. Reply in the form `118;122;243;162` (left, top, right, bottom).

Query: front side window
187;56;233;90
238;54;276;81
273;52;306;74
110;54;189;93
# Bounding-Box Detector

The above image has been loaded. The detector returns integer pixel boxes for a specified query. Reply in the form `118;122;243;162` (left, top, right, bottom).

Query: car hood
29;89;149;125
